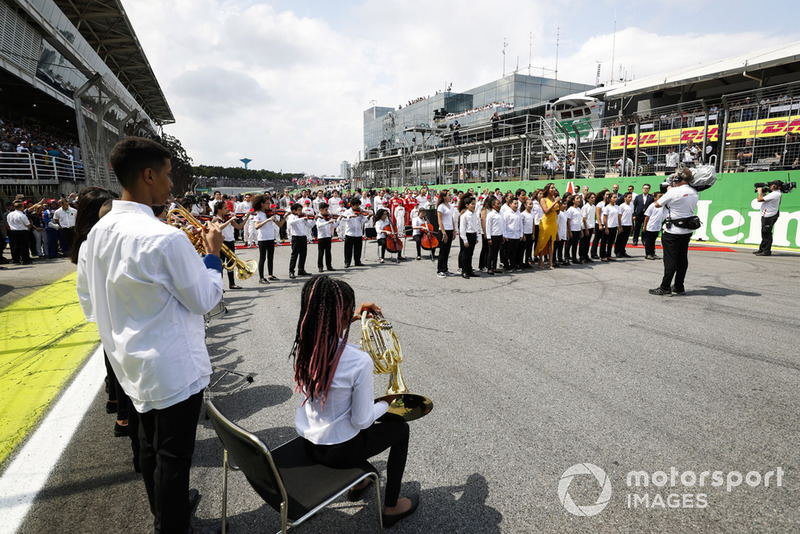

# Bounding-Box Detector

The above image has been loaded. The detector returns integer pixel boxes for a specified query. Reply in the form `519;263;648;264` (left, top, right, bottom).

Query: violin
420;221;438;250
264;208;287;218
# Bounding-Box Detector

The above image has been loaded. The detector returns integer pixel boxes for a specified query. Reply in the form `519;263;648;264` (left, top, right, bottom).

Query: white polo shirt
760;191;781;217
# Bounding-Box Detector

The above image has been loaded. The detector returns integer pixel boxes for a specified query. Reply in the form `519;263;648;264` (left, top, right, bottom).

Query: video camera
754;180;796;194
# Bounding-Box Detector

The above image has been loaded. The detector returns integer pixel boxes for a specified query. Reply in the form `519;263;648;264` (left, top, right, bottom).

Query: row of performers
203;185;665;285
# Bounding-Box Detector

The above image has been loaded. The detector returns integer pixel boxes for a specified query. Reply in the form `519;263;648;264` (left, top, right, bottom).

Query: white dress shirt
567;206;582;232
6;210;31;230
521;211;534;235
486;210;504;237
316;217;335;238
503;210;523;239
557;211;568;240
76;200;223;412
342;208;367;237
53;206;77;228
459;210;478;236
295;341;389;445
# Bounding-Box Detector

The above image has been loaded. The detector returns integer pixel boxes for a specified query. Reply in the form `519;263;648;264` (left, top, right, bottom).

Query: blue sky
124;0;799;175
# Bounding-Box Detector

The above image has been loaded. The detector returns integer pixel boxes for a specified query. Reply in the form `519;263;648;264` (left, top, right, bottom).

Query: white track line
0;345;105;534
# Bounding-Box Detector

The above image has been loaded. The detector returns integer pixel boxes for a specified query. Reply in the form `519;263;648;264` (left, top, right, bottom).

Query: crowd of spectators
0;117;80;165
1;191;79;266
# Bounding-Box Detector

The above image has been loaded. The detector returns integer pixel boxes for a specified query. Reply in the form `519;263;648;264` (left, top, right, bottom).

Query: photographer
754;182;782;256
649;168;699;296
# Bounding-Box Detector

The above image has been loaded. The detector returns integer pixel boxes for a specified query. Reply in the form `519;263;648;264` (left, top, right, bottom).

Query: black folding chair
205;400;383;533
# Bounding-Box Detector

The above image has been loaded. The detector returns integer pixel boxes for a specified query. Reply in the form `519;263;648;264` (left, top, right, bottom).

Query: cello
420;221;438;250
386;216;403;256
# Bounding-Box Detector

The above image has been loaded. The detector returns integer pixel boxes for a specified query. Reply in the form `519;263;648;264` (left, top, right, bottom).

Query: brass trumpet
168;205;257;281
360;311;433;421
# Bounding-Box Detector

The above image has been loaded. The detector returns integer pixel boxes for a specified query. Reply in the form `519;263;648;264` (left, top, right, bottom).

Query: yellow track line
0;271;99;467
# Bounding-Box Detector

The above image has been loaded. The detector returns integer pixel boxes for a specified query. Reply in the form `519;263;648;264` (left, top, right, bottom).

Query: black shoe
671;285;686;295
190;523;223;534
268;275;279;281
344;263;350;268
106;400;118;414
327;266;336;271
461;272;470;279
289;272;296;279
259;278;269;284
114;422;129;437
649;286;671;296
382;493;420;528
347;479;373;502
591;254;600;259
297;271;310;276
354;263;365;266
754;251;771;256
21;261;32;265
752;250;761;254
319;269;324;273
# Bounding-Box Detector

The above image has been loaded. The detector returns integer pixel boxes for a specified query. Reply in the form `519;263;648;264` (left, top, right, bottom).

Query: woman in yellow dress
535;183;561;269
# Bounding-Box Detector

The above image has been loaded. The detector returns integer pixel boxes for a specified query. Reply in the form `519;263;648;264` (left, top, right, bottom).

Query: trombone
360;310;433;421
168;205;257;280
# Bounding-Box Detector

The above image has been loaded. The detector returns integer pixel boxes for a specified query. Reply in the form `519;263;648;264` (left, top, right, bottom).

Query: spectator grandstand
0;0;173;205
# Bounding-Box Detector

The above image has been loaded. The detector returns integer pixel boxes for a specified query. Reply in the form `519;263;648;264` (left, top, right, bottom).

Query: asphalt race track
4;239;799;534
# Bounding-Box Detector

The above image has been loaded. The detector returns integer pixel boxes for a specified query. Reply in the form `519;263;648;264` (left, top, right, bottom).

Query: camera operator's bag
689;164;717;192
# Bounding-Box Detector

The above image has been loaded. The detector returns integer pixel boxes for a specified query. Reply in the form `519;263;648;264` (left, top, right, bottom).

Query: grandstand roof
53;0;174;124
587;41;800;100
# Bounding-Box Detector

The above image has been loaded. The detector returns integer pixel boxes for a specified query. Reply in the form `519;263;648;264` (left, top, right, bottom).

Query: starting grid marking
0;271;99;468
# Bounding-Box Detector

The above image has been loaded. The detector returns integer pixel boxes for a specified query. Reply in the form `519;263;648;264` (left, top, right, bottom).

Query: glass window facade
363;73;594;157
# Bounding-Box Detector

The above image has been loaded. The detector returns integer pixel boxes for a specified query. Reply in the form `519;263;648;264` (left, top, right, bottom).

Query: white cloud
123;0;799;175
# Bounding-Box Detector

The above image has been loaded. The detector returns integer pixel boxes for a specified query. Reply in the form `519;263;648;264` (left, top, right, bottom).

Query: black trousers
138;390;203;534
59;227;74;256
289;236;307;273
523;233;534;263
632;214;645;244
601;228;618;258
554;239;565;262
257;240;275;278
615;225;632;255
478;236;490;270
378;237;387;259
758;213;779;253
591;226;603;256
642;230;659;256
437;230;454;273
317;237;333;269
504;238;520;269
8;229;31;263
344;236;363;266
305;420;409;507
488;235;503;271
567;233;580;262
413;234;422;257
222;240;236;286
459;232;477;274
660;232;692;290
580;228;594;259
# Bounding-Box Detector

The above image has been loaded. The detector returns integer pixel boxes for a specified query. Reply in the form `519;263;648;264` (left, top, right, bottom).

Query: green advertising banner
428;170;800;249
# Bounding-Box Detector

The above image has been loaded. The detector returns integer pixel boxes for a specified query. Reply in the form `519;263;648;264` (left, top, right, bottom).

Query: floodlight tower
240;158;252;169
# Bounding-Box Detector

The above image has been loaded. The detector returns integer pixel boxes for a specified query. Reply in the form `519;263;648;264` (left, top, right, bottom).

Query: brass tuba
360;311;433;421
167;205;257;280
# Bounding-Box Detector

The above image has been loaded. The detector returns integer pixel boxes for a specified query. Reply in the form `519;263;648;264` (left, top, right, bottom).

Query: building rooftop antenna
502;37;508;77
